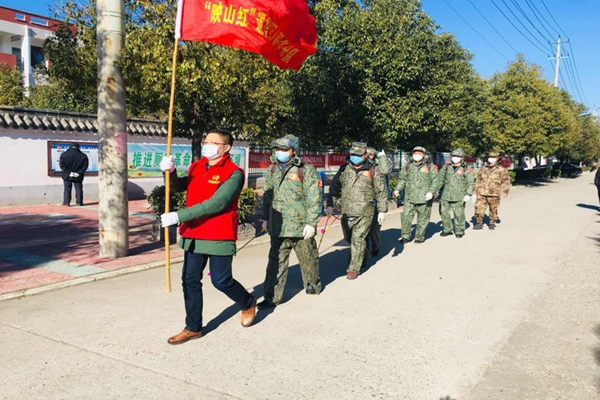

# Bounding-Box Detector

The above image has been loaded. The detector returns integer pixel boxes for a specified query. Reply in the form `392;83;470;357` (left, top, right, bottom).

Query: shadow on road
576;203;600;212
593;324;600;395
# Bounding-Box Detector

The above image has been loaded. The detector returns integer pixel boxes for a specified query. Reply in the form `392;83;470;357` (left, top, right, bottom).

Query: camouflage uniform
394;146;438;242
435;148;475;236
262;135;322;305
473;152;511;228
328;142;388;275
366;147;392;255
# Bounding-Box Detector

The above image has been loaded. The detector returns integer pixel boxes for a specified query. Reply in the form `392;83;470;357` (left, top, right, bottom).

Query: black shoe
456;234;464;238
440;231;453;237
401;238;411;244
488;223;496;230
414;239;424;244
473;224;484;230
305;283;319;295
62;203;70;207
257;299;276;310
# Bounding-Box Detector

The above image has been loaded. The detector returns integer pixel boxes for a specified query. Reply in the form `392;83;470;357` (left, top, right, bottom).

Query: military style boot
473;223;484;230
440;231;453;237
488;223;496;230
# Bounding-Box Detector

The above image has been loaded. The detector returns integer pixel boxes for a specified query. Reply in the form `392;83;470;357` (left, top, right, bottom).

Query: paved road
1;173;599;399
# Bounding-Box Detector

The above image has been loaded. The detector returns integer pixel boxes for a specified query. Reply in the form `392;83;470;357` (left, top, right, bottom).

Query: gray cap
349;142;367;156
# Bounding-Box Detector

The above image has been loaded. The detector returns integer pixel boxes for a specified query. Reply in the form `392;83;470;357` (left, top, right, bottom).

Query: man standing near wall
59;143;89;206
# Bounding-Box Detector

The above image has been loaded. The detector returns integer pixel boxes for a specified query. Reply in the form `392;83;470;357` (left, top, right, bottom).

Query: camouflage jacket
262;156;322;238
328;161;388;216
435;162;475;202
374;154;393;175
474;164;511;197
394;159;438;204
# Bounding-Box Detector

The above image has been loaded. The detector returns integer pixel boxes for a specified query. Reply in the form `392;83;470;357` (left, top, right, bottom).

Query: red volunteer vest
178;154;242;241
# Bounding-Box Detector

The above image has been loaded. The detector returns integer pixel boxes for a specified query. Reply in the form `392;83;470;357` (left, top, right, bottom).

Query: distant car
553;162;582;178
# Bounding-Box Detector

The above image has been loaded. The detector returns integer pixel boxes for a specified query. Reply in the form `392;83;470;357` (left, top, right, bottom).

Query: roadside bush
147;185;187;217
507;170;516;183
237;188;259;224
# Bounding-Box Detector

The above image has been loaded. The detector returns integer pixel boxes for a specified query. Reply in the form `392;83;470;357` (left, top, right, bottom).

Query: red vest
178;154;242;241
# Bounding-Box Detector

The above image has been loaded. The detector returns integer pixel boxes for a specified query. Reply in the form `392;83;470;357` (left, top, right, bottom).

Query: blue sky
3;0;598;111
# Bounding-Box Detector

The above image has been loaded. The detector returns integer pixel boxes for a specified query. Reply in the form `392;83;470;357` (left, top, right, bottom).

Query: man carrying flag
160;129;257;345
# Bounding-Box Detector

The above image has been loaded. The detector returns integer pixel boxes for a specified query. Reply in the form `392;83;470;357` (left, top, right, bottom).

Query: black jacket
59;147;89;182
595;168;600;187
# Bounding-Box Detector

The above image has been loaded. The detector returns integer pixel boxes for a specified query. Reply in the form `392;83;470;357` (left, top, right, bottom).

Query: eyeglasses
202;141;227;146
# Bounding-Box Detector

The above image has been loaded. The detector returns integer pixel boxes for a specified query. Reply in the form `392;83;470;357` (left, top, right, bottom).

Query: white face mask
201;144;220;160
412;154;423;162
488;157;497;164
451;156;462;164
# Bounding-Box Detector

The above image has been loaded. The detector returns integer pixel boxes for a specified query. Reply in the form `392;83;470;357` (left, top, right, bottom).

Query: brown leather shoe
241;298;257;327
167;329;203;345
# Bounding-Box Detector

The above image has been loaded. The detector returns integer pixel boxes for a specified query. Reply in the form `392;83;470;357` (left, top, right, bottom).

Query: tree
0;64;26;106
482;55;576;159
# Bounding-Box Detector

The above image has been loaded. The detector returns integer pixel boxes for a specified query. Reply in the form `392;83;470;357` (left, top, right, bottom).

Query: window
15;13;26;21
30;17;48;26
12;48;23;71
31;46;45;69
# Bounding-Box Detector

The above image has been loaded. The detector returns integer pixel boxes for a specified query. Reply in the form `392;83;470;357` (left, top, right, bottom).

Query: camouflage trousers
474;195;500;224
440;200;466;235
401;201;432;242
367;211;381;255
263;236;321;305
341;213;373;274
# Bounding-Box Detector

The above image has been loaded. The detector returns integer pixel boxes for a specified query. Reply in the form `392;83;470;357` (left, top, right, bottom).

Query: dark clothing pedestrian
594;168;600;205
59;145;89;206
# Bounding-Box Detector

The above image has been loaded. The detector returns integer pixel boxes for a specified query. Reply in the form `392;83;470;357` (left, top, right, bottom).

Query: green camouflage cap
366;147;376;156
451;148;464;157
271;135;297;150
412;146;428;154
349;142;367;156
488;151;500;157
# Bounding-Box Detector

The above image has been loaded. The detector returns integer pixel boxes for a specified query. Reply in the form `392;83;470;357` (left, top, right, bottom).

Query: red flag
176;0;317;70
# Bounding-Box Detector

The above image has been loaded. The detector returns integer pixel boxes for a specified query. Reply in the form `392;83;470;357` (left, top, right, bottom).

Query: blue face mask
349;155;364;165
275;150;291;163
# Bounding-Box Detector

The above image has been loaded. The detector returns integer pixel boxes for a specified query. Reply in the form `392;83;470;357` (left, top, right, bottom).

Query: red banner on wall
302;154;326;168
249;151;272;168
329;153;349;166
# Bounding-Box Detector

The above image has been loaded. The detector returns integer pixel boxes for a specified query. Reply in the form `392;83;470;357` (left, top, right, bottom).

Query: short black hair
71;143;80;149
205;129;234;146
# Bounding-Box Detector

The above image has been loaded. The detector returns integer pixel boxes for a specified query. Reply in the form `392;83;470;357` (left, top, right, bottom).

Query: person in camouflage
366;147;392;256
473;151;511;230
258;134;322;309
435;148;475;238
327;142;388;280
393;146;438;244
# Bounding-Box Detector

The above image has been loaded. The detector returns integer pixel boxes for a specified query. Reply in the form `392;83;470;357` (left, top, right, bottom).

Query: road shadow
593;324;600;394
576;203;600;212
203;287;262;336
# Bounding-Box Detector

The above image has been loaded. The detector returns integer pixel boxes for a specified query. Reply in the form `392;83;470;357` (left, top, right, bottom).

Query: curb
0;256;185;302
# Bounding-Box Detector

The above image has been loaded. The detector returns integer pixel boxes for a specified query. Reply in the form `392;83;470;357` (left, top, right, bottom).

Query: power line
489;0;549;55
499;0;549;49
466;0;520;55
509;0;552;45
524;0;557;39
565;42;589;104
539;0;569;38
561;52;583;102
441;0;510;60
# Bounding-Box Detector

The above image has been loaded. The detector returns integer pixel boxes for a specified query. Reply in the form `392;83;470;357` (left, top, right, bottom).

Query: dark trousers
182;251;254;332
63;180;83;205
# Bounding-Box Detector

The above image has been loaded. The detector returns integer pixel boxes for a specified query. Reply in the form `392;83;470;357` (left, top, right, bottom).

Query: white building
0;6;62;87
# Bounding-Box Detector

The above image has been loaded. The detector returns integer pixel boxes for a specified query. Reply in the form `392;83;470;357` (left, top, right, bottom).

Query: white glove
303;225;316;240
425;192;433;201
393;190;400;198
377;212;385;224
471;194;477;203
463;195;470;202
377;149;386;156
159;155;175;173
69;172;79;178
160;212;180;227
325;206;333;216
261;220;268;231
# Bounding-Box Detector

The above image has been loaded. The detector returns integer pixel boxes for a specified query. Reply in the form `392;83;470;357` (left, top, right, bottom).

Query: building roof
0;106;170;137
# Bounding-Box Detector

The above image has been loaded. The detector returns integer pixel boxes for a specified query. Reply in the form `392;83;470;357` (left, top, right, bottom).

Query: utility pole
553;36;561;88
97;0;128;258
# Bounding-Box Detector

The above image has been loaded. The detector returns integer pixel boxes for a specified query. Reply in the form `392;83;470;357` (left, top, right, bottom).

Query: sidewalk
0;200;352;299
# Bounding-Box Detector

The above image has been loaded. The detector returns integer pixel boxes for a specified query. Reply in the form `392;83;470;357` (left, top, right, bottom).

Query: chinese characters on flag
176;0;318;70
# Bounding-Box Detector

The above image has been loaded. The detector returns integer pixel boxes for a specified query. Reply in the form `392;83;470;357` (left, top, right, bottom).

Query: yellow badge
289;173;301;181
208;175;221;184
458;169;465;175
420;166;429;173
